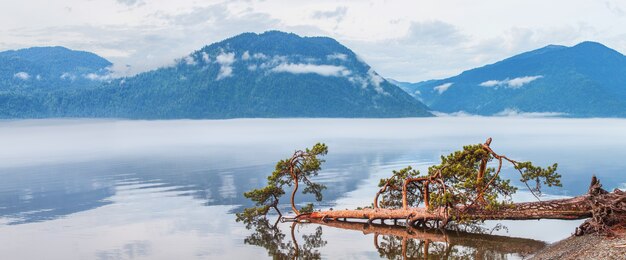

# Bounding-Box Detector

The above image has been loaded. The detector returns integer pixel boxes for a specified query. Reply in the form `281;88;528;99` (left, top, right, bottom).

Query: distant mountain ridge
5;35;626;119
0;46;112;90
395;41;626;117
0;31;432;118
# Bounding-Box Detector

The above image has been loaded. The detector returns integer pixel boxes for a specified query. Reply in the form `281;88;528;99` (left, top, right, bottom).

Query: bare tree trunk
402;177;429;210
289;166;300;215
306;191;626;225
374;182;391;209
476;138;492;204
305;177;624;230
423;181;430;208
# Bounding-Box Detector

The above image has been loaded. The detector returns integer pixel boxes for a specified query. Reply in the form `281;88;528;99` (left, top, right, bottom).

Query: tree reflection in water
241;218;547;259
242;218;326;259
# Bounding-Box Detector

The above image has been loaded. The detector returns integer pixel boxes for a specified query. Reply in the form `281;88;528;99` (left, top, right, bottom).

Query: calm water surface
1;118;625;259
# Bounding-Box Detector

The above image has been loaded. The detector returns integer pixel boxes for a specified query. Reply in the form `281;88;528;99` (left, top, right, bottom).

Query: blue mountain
0;46;112;90
397;42;626;117
96;31;431;118
0;31;432;118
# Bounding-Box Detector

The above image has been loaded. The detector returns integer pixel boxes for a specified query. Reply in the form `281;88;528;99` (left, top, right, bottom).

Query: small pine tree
237;143;328;222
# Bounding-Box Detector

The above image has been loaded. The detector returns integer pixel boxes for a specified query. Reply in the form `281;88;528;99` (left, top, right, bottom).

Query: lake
1;118;625;259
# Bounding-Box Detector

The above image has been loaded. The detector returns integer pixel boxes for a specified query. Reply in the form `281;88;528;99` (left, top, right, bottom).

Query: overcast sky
1;0;625;82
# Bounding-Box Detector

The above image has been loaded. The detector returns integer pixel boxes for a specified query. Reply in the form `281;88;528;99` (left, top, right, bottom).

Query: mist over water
1;118;625;259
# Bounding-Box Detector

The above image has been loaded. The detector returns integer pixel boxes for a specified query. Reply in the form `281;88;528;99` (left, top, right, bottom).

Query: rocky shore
531;232;625;260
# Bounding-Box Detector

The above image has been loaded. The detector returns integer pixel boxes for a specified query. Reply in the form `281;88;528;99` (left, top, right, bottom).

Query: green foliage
244;185;286;205
378;141;562;215
427;143;560;210
300;203;315;214
427;144;506;209
268;143;328;204
377;166;423;209
236;185;285;222
515;162;561;196
237;143;328;221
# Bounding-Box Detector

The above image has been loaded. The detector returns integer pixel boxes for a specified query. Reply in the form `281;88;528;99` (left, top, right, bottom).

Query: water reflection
0;151;387;225
0;161;117;224
243;218;327;259
1;118;625;259
242;218;546;259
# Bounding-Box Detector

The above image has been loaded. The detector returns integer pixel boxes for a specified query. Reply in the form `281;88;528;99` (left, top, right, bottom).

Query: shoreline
531;232;625;259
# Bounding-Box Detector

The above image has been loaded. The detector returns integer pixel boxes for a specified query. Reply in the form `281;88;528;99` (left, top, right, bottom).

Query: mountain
387;78;437;101
1;31;432;119
101;31;432;118
405;42;626;117
0;46;113;90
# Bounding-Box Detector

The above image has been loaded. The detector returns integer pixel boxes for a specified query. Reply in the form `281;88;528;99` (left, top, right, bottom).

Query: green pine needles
238;138;562;229
236;143;328;222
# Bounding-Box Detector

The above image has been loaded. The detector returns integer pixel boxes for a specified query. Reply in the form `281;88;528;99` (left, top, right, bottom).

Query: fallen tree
238;139;626;236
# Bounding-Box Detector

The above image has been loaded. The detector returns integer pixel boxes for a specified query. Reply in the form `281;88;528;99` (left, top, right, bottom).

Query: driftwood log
301;176;625;235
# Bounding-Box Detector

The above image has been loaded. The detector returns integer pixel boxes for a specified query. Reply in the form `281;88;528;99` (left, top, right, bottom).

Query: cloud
258;55;287;70
217;66;233;80
271;63;351;77
116;0;144;7
13;72;30;80
4;1;624;83
241;51;250;60
183;55;197;66
431;111;476;117
367;69;386;94
402;20;465;45
202;52;210;63
479;80;500;87
342;20;472;82
216;52;236;64
215;52;236;80
5;2;283;77
605;1;625;16
508;76;543;87
326;53;348;61
311;6;348;22
480;75;543;88
434;83;453;94
60;72;76;81
252;53;268;60
494;108;566;117
345;19;606;82
84;73;113;81
346;69;388;95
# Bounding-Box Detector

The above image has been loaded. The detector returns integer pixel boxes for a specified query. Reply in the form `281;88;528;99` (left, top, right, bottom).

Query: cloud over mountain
271;63;351;77
479;75;543;88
